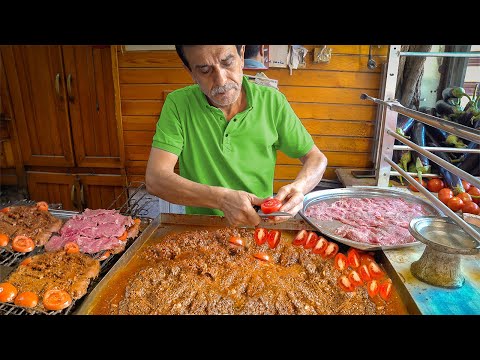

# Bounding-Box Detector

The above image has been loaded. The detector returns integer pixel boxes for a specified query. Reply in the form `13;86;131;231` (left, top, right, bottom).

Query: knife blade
253;205;293;218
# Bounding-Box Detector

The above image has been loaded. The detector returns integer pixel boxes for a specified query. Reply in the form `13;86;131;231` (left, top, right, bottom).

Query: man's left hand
265;184;304;223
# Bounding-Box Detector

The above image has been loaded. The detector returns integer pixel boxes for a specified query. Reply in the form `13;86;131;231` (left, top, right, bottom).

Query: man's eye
200;67;210;74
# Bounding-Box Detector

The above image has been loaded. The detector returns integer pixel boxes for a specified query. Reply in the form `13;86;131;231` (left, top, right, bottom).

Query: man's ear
259;45;265;56
240;45;245;59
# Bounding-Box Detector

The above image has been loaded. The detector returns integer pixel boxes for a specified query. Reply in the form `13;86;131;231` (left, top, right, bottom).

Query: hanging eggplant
396;114;416;137
410;122;431;183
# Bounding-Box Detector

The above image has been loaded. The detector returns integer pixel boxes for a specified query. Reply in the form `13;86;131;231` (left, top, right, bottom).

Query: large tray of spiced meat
299;186;444;251
75;213;414;315
0;202;146;315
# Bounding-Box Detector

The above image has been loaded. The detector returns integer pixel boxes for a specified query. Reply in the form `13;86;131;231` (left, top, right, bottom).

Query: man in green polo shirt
145;45;327;227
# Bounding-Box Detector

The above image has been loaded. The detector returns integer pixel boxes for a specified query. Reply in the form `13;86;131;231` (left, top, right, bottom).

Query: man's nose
211;66;228;85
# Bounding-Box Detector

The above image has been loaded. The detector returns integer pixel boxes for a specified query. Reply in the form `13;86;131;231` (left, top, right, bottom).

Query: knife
253;205;293;218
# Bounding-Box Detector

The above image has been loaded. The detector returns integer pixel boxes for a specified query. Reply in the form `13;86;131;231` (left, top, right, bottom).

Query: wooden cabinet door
26;171;78;211
78;174;127;211
1;46;75;166
62;46;122;168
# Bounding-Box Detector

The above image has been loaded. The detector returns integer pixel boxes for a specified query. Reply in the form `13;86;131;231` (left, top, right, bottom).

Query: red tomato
368;261;384;280
462;201;480;215
20;257;33;266
12;235;35;253
260;198;282;214
379;279;393;301
347;248;361;268
0;282;18;302
304;232;319;249
338;275;355;292
468;187;480;204
64;242;80;254
438;188;454;205
0;207;10;213
292;229;308;246
312;236;328;255
14;291;39;308
348;270;363;287
323;242;339;259
254;228;267;245
427;178;445;193
253;253;271;262
408;177;427;192
447;197;464;212
98;251;111;261
360;253;375;265
0;234;9;247
229;236;244;246
334;253;347;271
457;192;472;204
42;289;72;311
461;180;471;192
367;280;379;298
358;264;372;282
267;230;281;249
36;201;49;211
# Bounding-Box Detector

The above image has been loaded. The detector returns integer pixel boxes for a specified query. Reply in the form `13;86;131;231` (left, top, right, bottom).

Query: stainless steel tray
299;186;444;251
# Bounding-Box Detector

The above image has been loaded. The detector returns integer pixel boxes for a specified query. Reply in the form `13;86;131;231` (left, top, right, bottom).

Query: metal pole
388;129;480;189
387;157;480;246
399;52;480;58
393;145;480;153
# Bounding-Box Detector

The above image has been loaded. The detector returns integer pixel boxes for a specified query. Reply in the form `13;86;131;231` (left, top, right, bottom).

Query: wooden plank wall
118;45;388;192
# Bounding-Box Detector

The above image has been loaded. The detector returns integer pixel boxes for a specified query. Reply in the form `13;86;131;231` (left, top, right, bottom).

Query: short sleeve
151;95;184;156
275;95;314;158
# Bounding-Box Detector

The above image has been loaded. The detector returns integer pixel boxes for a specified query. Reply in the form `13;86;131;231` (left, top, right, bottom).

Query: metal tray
298;186;444;251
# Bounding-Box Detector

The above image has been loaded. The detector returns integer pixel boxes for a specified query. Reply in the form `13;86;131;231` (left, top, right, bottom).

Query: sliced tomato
348;270;363;287
42;289;72;311
98;251;111;261
11;235;35;253
337;275;355;292
347;248;361;268
360;253;376;265
0;234;9;247
379;279;393;301
253;252;271;262
14;291;39;308
229;236;244;246
312;236;328;255
358;264;372;282
20;257;33;266
304;232;319;249
0;207;10;213
367;280;379;298
64;242;80;254
368;261;385;280
292;229;308;246
118;230;128;241
260;198;282;214
0;282;18;302
36;201;49;211
267;230;281;249
254;227;268;245
334;253;347;271
323;242;339;259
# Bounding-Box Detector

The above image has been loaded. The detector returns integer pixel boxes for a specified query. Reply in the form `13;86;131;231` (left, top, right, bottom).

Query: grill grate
0;182;153;315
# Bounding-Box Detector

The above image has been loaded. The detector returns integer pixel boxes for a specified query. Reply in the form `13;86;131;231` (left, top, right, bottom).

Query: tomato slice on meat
0;234;9;247
11;235;35;253
338;275;355;292
358;264;372;282
312;236;328;255
379;279;393;301
360;253;376;265
36;201;49;211
14;291;39;308
260;198;282;214
64;242;80;254
323;241;339;259
367;280;379;298
334;253;347;271
304;232;319;249
229;236;244;246
253;253;271;262
368;261;385;280
42;289;72;311
118;230;128;241
0;282;18;303
347;248;361;268
254;227;268;245
20;257;33;266
292;229;308;246
267;230;281;249
0;207;10;213
348;270;363;287
98;251;111;261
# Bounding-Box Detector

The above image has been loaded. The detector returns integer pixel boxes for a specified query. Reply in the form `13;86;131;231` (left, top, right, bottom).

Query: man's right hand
219;189;263;227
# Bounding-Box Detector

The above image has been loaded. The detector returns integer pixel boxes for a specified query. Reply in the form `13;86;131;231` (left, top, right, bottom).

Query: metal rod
388;129;480;189
360;94;480;144
386;157;480;246
390;171;440;178
399;52;480;58
393;145;480;153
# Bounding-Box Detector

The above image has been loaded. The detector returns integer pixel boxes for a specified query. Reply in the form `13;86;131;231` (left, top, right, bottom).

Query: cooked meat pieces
0;205;63;246
112;228;389;315
6;250;100;311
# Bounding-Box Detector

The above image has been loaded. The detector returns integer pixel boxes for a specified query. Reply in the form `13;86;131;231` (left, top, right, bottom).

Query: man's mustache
211;82;239;96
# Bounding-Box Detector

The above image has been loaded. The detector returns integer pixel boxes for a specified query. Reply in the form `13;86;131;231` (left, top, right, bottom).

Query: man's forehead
185;45;238;63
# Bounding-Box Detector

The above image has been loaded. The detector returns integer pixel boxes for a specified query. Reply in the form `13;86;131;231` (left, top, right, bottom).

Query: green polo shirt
152;76;314;215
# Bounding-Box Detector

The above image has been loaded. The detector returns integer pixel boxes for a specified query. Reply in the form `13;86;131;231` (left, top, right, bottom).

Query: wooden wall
118;45;388;192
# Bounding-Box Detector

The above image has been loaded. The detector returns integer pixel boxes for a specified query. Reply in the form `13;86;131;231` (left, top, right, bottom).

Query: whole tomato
461;180;471;192
408;178;427;192
447;196;464;212
427;178;445;193
457;192;472;204
438;188;454;205
462;201;480;215
468;187;480;204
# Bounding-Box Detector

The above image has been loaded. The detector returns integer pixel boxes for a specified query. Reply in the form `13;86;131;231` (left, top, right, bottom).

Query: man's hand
219;189;263;227
266;183;305;223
